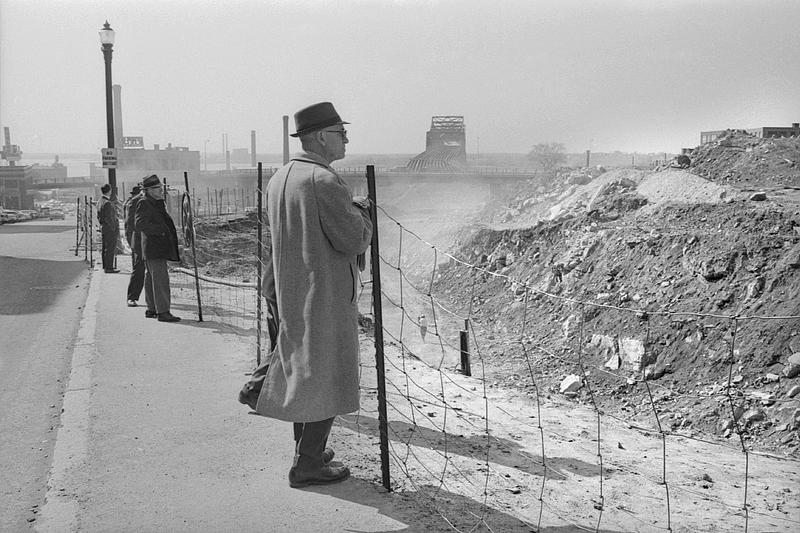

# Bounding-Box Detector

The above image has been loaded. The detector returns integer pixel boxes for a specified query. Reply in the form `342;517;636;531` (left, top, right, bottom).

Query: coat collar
291;151;334;171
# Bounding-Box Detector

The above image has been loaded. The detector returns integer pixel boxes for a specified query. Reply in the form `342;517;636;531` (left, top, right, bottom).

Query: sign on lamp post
102;148;117;169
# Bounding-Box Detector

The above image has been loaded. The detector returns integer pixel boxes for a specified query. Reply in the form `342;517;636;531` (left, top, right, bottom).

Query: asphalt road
0;217;91;531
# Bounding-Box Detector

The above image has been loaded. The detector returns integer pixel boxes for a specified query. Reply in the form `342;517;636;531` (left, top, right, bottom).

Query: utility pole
250;130;256;168
99;21;117;199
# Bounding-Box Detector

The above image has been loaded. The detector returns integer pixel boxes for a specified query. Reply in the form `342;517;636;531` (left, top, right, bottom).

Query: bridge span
29;167;539;193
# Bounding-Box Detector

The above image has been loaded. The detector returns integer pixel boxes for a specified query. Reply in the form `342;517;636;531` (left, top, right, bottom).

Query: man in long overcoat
134;174;181;323
256;102;372;488
123;184;145;306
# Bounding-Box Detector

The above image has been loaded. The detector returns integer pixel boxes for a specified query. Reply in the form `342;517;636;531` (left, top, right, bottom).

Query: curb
35;268;100;532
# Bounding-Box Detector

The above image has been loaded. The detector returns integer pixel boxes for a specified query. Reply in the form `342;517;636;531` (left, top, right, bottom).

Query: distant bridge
29;176;106;189
28;167;539;192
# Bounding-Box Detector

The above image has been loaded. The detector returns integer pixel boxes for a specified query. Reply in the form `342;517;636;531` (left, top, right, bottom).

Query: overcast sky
1;0;798;157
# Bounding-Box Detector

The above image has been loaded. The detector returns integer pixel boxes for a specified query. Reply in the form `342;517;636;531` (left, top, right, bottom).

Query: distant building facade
0;165;34;209
701;122;800;144
113;143;200;185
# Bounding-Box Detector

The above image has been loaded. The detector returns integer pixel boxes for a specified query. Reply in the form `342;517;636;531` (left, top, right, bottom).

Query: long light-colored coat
256;152;372;422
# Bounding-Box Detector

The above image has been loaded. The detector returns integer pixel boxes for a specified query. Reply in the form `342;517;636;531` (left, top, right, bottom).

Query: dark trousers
293;417;334;470
127;250;145;301
101;227;118;271
144;258;171;313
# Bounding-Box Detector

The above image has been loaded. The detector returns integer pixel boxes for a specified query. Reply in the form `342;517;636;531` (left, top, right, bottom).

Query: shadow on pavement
305;479;624;533
338;413;601;480
0;256;88;315
158;303;257;337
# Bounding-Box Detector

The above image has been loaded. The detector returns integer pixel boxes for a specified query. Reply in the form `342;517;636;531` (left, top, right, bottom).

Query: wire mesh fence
125;166;798;532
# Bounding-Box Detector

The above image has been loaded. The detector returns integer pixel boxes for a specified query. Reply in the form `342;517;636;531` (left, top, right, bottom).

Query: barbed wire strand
171;193;799;532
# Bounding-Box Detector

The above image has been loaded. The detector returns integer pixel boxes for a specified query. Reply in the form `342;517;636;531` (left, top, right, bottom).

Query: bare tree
527;142;566;172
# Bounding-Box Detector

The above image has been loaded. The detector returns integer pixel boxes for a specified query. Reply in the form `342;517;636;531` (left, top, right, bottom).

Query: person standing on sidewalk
255;102;372;488
134;174;181;323
97;184;119;273
123;184;145;307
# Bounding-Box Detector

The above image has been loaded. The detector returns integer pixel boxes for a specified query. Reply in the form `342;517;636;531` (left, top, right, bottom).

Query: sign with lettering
122;136;144;148
101;148;117;168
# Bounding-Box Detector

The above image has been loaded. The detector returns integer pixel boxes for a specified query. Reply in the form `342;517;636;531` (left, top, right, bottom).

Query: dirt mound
182;213;268;281
431;133;800;457
437;195;800;456
688;130;800;188
637;170;730;209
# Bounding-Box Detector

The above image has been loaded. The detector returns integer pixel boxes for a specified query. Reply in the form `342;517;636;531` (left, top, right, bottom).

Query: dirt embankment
432;132;800;457
181;214;267;282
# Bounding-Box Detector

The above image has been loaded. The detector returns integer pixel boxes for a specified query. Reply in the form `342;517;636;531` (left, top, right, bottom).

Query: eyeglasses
322;129;348;139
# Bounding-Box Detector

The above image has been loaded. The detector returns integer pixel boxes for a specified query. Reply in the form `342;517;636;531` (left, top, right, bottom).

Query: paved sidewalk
35;262;412;532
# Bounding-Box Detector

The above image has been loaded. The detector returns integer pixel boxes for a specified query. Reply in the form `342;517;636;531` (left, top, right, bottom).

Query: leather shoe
127;300;138;307
288;464;350;488
145;310;158;318
104;269;120;273
157;312;181;322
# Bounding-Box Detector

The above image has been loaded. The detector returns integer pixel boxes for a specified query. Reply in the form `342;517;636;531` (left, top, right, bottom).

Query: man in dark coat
97;183;119;273
123;184;145;306
134;174;181;322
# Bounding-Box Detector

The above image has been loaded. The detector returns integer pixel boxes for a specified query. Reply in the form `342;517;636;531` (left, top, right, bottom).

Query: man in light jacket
255;102;372;488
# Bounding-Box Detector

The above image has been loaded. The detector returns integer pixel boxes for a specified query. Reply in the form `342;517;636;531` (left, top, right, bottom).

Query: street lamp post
99;21;117;200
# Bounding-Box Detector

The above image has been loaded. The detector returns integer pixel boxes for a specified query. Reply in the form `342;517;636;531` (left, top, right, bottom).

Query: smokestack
282;115;290;165
224;133;230;171
112;84;123;148
585;150;590;167
251;130;256;167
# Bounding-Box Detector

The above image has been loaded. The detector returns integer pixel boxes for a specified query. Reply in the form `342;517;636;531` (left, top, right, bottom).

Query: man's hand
352;196;370;210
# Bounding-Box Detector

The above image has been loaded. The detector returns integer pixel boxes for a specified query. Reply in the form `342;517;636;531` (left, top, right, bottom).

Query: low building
701;122;800;144
0;165;34;210
114;143;200;185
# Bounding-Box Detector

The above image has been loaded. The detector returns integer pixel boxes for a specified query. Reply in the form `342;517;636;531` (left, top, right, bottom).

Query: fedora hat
141;174;161;188
290;102;349;137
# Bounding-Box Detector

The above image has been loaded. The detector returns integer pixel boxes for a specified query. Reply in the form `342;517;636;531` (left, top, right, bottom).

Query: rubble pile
688;130;800;187
436;134;800;456
182;213;266;281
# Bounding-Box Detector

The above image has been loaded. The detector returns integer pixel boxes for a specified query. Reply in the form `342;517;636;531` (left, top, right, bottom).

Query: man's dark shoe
157;312;181;322
127;300;138;307
145;310;158;318
104;269;120;273
288;464;350;488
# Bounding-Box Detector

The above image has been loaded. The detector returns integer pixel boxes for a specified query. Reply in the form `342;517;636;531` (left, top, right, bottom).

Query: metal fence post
83;196;88;262
256;163;264;366
367;164;391;491
88;197;94;268
460;318;471;376
183;172;203;322
75;197;80;256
